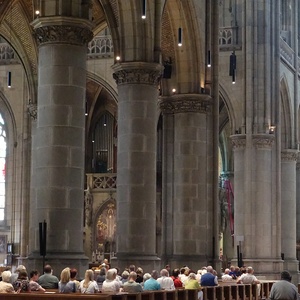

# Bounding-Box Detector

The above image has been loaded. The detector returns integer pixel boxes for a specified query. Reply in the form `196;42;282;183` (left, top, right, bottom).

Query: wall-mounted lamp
178;28;182;47
142;0;146;19
103;114;107;127
269;126;276;134
7;71;11;88
207;50;211;67
85;101;88;116
116;56;121;61
172;88;176;93
229;51;236;84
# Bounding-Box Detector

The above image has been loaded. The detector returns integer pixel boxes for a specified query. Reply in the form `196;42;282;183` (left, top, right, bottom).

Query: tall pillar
231;134;282;275
27;17;93;275
281;150;298;275
296;158;300;260
159;94;213;269
112;62;162;270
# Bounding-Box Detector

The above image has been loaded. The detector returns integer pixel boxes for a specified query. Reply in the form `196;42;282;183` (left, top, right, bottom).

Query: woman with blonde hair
58;268;76;293
79;269;99;294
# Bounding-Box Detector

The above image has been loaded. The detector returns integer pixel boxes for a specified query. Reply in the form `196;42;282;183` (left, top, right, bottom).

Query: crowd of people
0;260;298;300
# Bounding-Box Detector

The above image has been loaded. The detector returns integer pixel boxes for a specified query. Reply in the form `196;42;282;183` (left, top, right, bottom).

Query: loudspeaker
39;221;47;256
163;64;172;79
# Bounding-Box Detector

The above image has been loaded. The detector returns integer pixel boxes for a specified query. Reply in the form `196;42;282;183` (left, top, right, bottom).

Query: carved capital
230;134;246;150
34;25;93;46
112;62;163;86
158;94;212;114
252;134;275;149
27;101;37;120
281;149;299;162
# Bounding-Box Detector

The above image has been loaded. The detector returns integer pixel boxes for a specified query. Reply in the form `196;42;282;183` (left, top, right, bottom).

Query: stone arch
280;76;293;149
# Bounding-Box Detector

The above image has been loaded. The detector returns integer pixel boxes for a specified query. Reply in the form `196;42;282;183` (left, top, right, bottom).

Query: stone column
159;94;213;269
27;17;93;275
296;157;300;260
231;134;282;274
281;150;298;273
112;62;162;270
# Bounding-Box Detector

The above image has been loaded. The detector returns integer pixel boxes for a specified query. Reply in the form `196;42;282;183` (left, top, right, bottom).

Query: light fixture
142;0;146;19
269;126;276;134
103;114;107;127
229;51;236;84
116;56;121;61
35;10;40;15
178;27;182;47
207;50;211;67
85;101;88;116
172;88;176;93
7;71;11;88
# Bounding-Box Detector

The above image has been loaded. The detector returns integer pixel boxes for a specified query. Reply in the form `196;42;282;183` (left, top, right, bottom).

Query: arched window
0;113;6;221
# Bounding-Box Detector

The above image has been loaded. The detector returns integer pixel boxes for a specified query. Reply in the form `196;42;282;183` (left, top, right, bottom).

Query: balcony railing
86;173;117;191
0;43;18;64
87;36;114;58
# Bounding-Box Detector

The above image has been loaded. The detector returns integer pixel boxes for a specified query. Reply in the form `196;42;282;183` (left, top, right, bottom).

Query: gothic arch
280;76;293;149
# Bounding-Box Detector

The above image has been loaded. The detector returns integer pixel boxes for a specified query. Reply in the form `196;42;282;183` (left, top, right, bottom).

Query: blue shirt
143;278;161;290
200;273;217;287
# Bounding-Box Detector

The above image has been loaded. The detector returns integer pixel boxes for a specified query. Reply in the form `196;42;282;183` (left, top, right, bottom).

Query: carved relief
231;134;246;150
113;68;162;86
252;134;275;149
34;25;93;46
27;100;37;120
281;150;298;162
159;94;212;114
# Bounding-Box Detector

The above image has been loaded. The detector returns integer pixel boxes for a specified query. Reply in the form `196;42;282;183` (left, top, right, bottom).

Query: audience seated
144;270;161;291
0;271;15;293
70;268;80;291
171;268;183;288
184;273;203;300
102;268;121;293
157;268;175;290
122;271;143;293
29;270;45;292
10;265;26;284
38;264;59;289
13;270;30;293
222;268;235;282
79;269;99;294
136;267;144;283
200;266;218;286
58;267;76;293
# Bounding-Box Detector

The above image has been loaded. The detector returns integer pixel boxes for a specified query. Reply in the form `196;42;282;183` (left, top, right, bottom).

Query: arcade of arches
0;0;299;282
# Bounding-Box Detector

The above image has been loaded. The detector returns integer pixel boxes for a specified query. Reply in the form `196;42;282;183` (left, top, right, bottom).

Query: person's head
136;267;143;276
180;267;186;274
16;265;26;273
30;270;39;281
224;268;230;274
1;270;12;283
106;268;117;280
129;265;136;272
160;269;169;277
246;266;254;274
60;267;71;283
70;268;77;280
143;273;151;282
188;273;196;280
128;271;137;281
121;270;129;280
84;269;94;282
18;270;28;280
172;269;180;277
151;270;159;280
99;267;106;276
44;265;52;274
165;265;171;272
230;265;235;271
281;270;292;282
207;266;214;274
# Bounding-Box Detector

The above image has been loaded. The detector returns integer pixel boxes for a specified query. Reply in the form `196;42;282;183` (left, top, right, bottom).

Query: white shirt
157;276;175;290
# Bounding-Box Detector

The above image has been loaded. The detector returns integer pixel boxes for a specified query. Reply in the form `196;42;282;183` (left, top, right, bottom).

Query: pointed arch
280;76;293;149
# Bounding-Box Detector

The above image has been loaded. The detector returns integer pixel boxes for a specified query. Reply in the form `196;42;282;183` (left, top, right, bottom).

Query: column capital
281;149;299;162
158;94;212;114
252;134;275;149
32;16;94;46
112;62;163;86
230;134;246;150
27;101;37;120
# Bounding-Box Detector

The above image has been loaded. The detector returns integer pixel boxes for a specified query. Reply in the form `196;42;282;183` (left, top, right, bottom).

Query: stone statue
84;186;93;226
